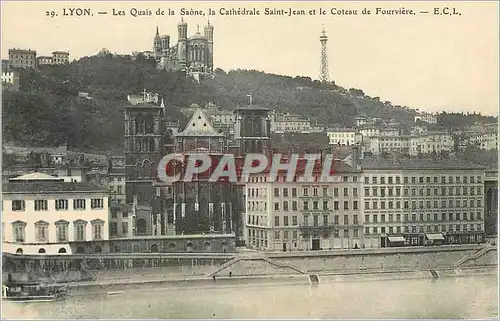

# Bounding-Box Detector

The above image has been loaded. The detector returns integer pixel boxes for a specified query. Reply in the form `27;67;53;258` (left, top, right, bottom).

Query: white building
418;132;454;154
466;125;498;150
327;129;363;146
414;112;438;124
361;158;486;247
359;127;380;138
1;71;20;85
271;112;315;133
2;173;110;255
244;157;364;251
364;135;418;156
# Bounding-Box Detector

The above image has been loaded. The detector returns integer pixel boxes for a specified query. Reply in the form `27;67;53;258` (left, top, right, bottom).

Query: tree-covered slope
3;55;493;153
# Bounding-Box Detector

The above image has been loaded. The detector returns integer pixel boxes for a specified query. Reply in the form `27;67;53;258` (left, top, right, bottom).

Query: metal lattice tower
319;27;329;83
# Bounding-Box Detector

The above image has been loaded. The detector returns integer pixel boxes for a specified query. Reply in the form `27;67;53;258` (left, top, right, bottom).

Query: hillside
1;55;494;152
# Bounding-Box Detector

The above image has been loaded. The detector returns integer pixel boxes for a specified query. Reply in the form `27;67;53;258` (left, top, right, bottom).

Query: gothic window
74;220;87;241
254;116;262;136
91;219;105;240
12;221;26;243
35;220;49;242
55;220;69;242
243;117;251;137
137;218;147;235
149;138;156;152
247;117;254;137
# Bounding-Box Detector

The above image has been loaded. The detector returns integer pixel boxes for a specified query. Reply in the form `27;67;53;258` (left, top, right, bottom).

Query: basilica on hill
153;19;214;81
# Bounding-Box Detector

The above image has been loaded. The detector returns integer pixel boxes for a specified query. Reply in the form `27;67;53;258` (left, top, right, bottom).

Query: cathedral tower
153;26;162;59
177;19;188;68
204;20;214;72
233;98;271;155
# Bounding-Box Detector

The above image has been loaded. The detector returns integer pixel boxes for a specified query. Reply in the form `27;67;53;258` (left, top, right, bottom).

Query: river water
2;274;498;319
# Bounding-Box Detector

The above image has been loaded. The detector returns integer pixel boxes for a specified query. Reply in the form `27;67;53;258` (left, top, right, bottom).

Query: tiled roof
235;105;270;111
3;181;109;194
177;108;223;137
9;172;62;181
360;157;486;170
125;102;161;109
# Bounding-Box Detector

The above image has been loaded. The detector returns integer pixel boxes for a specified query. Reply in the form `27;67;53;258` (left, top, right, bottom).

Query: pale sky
1;1;498;116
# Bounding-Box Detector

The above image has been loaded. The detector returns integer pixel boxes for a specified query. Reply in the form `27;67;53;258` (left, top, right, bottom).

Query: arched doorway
137;218;147;235
16;248;23;255
150;244;158;252
204;241;212;251
58;248;67;254
38;248;46;254
186;242;194;252
221;241;228;253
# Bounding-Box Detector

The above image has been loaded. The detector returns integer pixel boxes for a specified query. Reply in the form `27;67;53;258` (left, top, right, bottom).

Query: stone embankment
3;244;497;291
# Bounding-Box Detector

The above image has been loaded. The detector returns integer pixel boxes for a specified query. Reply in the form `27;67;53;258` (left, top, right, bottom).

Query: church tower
233;98;271;155
204;20;214;72
153;26;162;59
177;19;188;68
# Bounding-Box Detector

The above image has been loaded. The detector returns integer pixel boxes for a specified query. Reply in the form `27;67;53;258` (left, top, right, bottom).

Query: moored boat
2;283;68;302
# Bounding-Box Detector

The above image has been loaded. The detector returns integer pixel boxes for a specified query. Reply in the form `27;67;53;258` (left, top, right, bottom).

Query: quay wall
67;266;498;296
2;245;497;284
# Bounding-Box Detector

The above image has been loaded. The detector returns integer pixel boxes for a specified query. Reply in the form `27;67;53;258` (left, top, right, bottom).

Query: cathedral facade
153;20;214;78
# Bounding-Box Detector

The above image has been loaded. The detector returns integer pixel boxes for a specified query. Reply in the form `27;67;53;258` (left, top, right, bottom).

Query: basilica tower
177;19;188;68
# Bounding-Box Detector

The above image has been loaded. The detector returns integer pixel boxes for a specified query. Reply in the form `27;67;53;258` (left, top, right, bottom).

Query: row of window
269;214;361;227
248;210;484;228
11;220;104;243
271;200;360;212
365;212;483;224
10;199;104;212
274;228;361;240
247;175;360;183
365;224;484;235
364;175;482;185
364;186;482;197
364;199;483;210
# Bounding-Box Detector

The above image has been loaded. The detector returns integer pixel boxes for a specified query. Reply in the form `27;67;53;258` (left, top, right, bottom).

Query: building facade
327;129;363;146
414;112;438;124
2;173;110;255
361;158;486;248
52;51;70;64
245;155;363;251
8;48;37;69
1;71;20;85
153;20;214;77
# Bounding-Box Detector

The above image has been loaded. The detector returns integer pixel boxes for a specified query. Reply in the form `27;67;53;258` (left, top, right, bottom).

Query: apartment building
466;128;499;150
326;129;363;146
8;48;37;69
418;132;454;154
52;51;70;64
271;112;314;133
1;71;20;85
361;158;486;247
2;173;110;255
245;158;363;251
414;112;438;124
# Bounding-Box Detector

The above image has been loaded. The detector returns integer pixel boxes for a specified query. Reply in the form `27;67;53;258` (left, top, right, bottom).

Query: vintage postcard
1;0;498;319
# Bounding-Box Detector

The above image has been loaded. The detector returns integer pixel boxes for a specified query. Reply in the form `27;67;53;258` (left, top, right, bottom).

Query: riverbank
64;265;497;296
3;244;497;286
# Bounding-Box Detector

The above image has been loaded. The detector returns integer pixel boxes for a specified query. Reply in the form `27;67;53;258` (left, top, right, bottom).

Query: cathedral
153;19;214;80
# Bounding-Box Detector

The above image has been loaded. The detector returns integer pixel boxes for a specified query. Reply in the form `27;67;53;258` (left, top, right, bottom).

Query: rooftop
360;157;485;170
9;172;62;181
177;108;223;137
3;181;109;194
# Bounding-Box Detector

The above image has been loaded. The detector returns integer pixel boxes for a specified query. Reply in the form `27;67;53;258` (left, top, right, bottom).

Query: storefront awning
388;236;405;243
426;233;445;241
